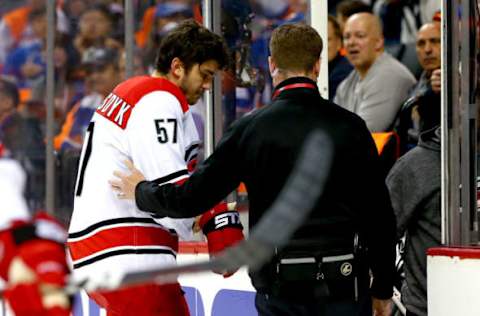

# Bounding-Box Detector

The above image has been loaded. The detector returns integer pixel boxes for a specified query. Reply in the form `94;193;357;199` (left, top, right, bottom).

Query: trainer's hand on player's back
109;159;146;200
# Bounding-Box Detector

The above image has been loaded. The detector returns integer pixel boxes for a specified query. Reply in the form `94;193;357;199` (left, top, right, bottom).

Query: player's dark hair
154;19;229;74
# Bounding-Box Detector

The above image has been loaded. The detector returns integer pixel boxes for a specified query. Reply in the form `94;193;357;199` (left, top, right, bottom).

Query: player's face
180;60;220;105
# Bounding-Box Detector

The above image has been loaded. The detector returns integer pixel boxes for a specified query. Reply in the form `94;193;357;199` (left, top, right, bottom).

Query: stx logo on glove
199;205;245;269
214;212;241;229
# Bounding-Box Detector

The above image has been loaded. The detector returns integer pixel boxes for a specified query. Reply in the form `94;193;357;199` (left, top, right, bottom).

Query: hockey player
0;142;70;316
67;20;243;316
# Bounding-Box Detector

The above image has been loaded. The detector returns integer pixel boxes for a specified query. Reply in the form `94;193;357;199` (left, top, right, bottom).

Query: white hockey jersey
0;158;30;231
67;76;199;279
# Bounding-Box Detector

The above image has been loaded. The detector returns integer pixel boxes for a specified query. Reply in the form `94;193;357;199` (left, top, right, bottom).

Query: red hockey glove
18;239;69;286
199;202;244;277
4;282;70;316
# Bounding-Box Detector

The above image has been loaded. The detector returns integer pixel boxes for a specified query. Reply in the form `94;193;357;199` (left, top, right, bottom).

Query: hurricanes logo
340;262;353;276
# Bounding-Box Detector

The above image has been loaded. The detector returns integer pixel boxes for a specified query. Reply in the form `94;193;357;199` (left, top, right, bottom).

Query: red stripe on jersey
96;76;189;129
187;158;197;173
67;225;178;261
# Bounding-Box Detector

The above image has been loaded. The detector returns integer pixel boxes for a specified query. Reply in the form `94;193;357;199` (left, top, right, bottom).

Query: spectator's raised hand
431;68;441;93
21;56;42;78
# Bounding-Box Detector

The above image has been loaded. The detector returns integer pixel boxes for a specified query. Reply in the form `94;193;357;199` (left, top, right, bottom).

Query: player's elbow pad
198;202;244;255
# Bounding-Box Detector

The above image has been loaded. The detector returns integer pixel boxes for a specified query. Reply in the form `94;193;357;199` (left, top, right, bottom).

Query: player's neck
151;70;181;87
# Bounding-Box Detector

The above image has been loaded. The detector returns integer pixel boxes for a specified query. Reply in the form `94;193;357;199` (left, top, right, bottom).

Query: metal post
459;0;476;244
45;0;56;214
442;0;458;245
203;0;222;157
441;0;477;246
125;0;135;79
309;0;329;99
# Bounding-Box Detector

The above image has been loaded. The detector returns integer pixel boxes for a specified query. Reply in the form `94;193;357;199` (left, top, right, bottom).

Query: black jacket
136;76;396;300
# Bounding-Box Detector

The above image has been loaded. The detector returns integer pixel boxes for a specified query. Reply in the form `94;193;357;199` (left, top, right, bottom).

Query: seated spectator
0;77;44;164
142;1;193;72
0;0;68;68
2;8;47;89
373;0;441;45
55;46;123;152
135;0;174;49
73;4;121;58
335;0;371;31
396;22;441;153
386;126;441;316
0;0;44;66
327;15;353;100
335;13;416;132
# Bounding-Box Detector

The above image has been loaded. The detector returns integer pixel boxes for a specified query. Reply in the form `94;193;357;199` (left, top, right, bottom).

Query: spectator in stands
386;125;441;316
73;4;120;58
327;15;353;100
396;22;441;153
0;0;44;66
135;0;162;49
335;0;371;31
0;0;69;68
142;1;193;72
373;0;441;45
335;13;416;132
54;46;123;152
0;77;44;164
2;8;48;88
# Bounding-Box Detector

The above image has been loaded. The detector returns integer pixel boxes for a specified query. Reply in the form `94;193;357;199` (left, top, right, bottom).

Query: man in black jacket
111;23;395;316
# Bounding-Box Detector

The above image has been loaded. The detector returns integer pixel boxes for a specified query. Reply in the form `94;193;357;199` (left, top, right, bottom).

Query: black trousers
255;292;372;316
406;311;419;316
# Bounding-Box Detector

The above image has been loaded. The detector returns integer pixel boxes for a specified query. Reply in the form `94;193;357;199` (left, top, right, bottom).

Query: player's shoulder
114;76;189;113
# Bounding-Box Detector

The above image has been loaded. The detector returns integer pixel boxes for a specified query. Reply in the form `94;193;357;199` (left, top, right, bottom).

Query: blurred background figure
373;0;441;45
142;1;193;72
327;15;353;100
73;4;120;58
335;0;372;31
0;0;68;69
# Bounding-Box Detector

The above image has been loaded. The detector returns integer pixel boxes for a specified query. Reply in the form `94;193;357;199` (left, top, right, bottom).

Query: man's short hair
336;0;371;18
0;78;19;108
269;23;323;73
328;15;342;40
154;19;229;74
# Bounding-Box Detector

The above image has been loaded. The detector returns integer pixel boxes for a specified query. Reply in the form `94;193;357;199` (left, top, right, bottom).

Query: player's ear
171;57;185;79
